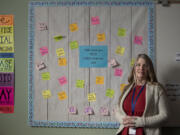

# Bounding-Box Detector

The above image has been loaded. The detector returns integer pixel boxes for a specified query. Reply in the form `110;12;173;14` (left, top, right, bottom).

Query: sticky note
69;23;78;32
56;48;65;57
97;33;105;42
42;90;51;99
70;41;78;49
84;106;94;115
88;93;96;102
76;80;84;88
118;28;126;37
91;16;100;25
58;76;67;86
108;59;119;67
106;89;114;98
36;61;46;70
114;68;123;77
58;58;67;66
134;36;143;45
58;91;67;100
38;23;48;31
54;35;64;41
0;58;14;72
130;58;135;67
96;76;104;84
100;107;109;116
115;46;125;55
69;106;77;114
40;46;48;56
120;84;126;92
41;72;50;80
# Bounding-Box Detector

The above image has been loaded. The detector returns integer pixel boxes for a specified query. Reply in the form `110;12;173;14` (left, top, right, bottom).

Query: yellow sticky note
42;90;51;99
106;89;114;98
58;57;67;66
76;80;84;88
130;58;135;67
56;48;65;57
69;41;78;49
41;72;50;80
96;76;104;84
118;28;126;37
69;23;78;32
58;91;67;100
0;58;14;72
97;33;105;42
88;93;96;102
120;84;126;92
115;46;125;55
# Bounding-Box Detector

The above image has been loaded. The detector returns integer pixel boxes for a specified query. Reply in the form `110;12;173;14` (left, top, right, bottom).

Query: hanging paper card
100;107;109;116
42;90;51;99
41;72;50;80
106;89;114;98
38;23;48;31
84;106;94;115
91;16;100;25
115;46;125;55
56;48;65;57
58;58;67;66
69;23;78;32
70;41;78;50
58;91;67;100
54;35;64;41
76;80;84;88
120;84;126;92
118;28;126;37
96;76;104;84
97;33;105;42
114;68;123;77
88;93;96;102
40;46;48;56
134;35;143;45
58;76;67;86
69;106;77;114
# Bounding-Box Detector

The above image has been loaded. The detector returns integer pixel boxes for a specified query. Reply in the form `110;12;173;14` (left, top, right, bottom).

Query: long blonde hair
118;54;158;105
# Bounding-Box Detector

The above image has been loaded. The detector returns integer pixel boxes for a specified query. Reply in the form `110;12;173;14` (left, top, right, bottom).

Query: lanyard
131;84;145;115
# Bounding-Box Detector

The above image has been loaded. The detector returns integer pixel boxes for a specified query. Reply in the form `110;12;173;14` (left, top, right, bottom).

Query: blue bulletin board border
28;0;155;128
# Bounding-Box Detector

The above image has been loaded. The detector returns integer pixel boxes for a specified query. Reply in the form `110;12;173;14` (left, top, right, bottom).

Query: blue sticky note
79;45;108;68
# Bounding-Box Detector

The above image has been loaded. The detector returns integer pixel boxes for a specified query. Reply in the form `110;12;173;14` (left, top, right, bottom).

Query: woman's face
135;57;148;81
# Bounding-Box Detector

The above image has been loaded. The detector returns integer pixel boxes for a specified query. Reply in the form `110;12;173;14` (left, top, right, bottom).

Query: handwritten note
84;106;94;115
120;84;126;92
41;72;50;80
36;61;46;70
88;93;96;102
42;90;51;99
40;46;48;56
69;106;77;114
54;35;64;41
58;91;67;100
100;107;109;116
56;48;65;57
97;33;105;42
91;16;100;25
38;23;48;31
70;41;78;49
96;76;104;84
134;36;143;45
58;58;67;66
115;46;125;55
0;58;14;72
118;28;126;37
69;23;78;32
114;68;123;77
76;80;84;88
106;89;114;98
58;76;67;86
108;59;119;67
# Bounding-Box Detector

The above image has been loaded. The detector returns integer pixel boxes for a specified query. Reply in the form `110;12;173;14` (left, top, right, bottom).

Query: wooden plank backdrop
28;1;155;128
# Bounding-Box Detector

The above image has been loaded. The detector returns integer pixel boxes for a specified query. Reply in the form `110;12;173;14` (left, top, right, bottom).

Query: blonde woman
115;54;169;135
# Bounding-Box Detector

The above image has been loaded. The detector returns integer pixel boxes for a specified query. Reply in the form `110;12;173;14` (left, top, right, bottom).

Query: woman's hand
123;116;137;127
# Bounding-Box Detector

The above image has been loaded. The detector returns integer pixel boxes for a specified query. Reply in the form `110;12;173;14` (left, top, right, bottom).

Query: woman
115;54;169;135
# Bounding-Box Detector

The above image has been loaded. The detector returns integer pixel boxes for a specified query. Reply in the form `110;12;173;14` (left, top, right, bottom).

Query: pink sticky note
0;87;14;105
40;46;48;56
134;36;143;45
84;106;94;115
58;76;67;86
114;68;123;76
91;16;100;25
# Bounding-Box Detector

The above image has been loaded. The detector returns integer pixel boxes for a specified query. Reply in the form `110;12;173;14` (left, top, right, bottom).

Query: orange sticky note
120;84;126;92
96;76;104;84
69;23;78;32
58;57;67;66
0;15;13;25
97;33;105;42
58;91;67;100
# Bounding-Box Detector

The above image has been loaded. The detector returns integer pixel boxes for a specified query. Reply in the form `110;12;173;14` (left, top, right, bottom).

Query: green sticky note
76;80;84;88
54;35;64;41
106;89;114;98
118;28;126;37
41;72;50;80
0;58;14;72
70;41;78;49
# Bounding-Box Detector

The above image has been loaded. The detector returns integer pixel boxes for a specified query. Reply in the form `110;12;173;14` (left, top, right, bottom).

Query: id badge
129;127;136;135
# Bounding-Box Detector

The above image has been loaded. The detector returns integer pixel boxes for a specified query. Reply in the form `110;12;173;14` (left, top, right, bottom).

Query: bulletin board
28;0;155;128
